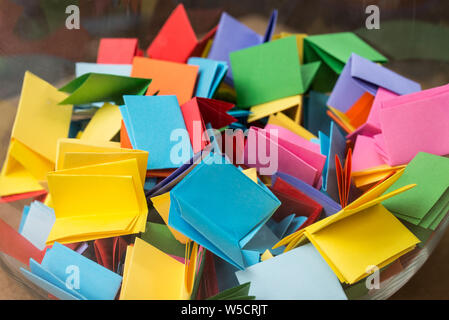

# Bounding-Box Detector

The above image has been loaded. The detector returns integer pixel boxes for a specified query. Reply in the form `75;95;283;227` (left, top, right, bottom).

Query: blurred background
0;0;449;299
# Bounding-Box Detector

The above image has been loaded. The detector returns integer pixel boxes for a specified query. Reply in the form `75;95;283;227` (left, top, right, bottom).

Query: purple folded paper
328;53;421;112
207;10;277;84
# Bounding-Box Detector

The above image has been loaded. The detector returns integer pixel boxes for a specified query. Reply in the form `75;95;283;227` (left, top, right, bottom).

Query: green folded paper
59;73;152;106
230;36;303;108
382;152;449;231
304;32;387;92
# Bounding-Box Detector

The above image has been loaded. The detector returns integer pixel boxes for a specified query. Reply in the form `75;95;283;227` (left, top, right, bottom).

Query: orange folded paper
131;57;198;105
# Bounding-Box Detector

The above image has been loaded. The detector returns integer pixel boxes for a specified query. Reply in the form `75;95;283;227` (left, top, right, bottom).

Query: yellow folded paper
56;138;148;186
274;170;420;284
46;159;148;244
248;95;302;123
151;192;190;244
267;112;317;141
272;32;308;63
0;71;73;196
80;103;122;142
352;164;406;188
120;238;197;300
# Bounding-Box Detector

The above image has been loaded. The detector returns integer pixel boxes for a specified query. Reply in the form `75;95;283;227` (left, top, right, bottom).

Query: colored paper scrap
59;73;151;106
235;243;347;300
382;152;449;231
275;171;419;284
168;153;280;269
230;36;303;107
121;95;193;169
131;57;198;105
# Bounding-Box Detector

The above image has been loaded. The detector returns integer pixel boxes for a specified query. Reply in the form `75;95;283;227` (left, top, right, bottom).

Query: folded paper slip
247;95;302;123
187;57;228;99
131;57;198;105
79;103;122;143
230;36;304;107
46;159;148;244
303;32;387;92
328;53;421;113
235;243;347;300
274;170;419;284
146;4;216;63
321;122;346;203
20;242;122;300
97;38;140;64
75;62;132;78
121;95;193;170
267;112;317;141
273;172;341;218
376;83;449;166
59;72;151;106
208;10;277;83
120;237;197;300
244;126;325;187
0;71;73;197
55;138;148;186
270;177;322;228
168;153;280;269
382;152;449;231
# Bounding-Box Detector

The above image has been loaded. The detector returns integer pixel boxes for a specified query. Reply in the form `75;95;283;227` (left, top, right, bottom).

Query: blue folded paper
20;242;122;300
320;122;347;203
121;95;193;170
187;57;228;98
168;153;280;269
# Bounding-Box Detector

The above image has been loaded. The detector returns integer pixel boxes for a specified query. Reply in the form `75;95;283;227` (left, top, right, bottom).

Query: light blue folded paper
187;57;228;98
169;153;280;269
266;214;295;239
18;205;30;234
21;242;122;300
20;201;56;250
284;216;308;236
235;243;347;300
321;122;346;203
121;95;193;169
21;266;83;301
75;62;132;78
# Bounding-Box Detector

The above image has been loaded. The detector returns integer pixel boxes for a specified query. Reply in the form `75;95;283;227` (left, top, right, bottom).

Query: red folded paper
97;38;140;64
270;178;322;229
335;148;352;208
0;218;45;265
146;4;217;63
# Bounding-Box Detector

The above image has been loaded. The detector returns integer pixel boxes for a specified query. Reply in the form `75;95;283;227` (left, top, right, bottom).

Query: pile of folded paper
1;4;449;300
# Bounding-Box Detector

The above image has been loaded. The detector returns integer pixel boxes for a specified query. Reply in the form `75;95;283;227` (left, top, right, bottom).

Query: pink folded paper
347;88;398;140
264;124;321;154
352;135;386;172
377;83;449;166
244;126;326;187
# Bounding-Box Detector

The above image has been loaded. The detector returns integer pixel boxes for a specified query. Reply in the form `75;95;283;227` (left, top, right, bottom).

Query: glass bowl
1;0;449;300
